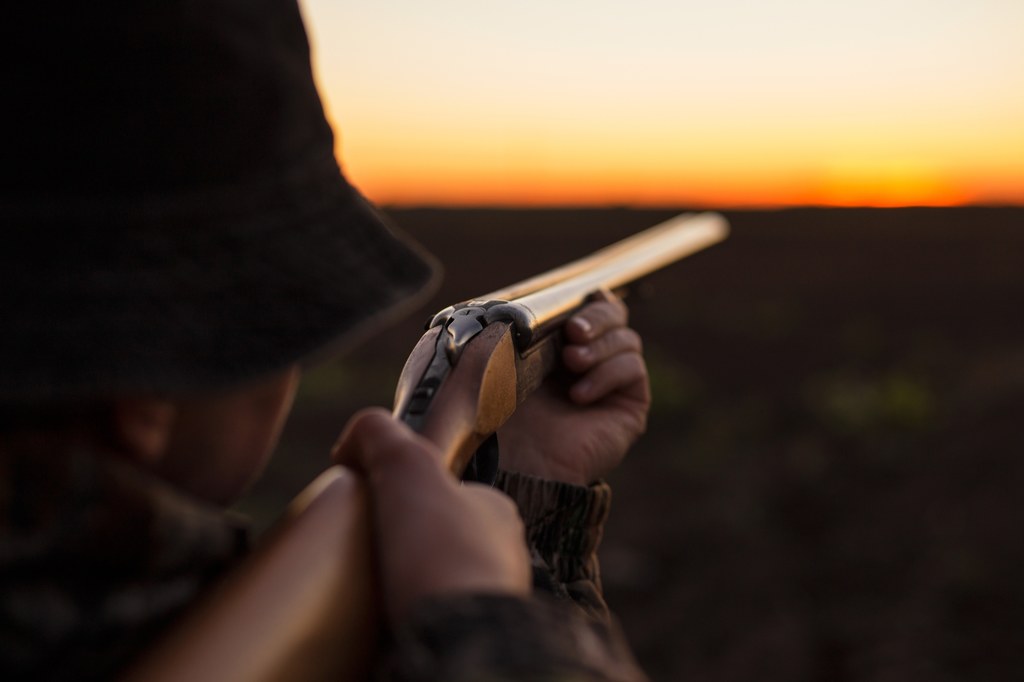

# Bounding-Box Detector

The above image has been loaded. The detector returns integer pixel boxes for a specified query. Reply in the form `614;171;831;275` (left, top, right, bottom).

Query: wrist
498;444;592;487
494;470;611;566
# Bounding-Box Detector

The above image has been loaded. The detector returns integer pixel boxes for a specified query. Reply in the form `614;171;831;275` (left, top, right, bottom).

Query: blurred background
237;2;1024;679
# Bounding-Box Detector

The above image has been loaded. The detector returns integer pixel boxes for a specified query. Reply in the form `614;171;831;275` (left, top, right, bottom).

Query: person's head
3;0;437;502
114;367;303;504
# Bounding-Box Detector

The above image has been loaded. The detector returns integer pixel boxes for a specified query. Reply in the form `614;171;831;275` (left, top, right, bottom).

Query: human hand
332;409;531;625
497;291;650;486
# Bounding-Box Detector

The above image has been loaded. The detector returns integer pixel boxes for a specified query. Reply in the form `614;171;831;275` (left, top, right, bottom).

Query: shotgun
123;212;729;681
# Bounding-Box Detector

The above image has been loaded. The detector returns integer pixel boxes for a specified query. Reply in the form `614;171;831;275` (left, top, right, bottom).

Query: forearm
386;593;644;682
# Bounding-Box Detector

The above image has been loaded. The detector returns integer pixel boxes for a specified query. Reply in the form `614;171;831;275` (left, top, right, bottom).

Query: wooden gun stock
122;212;728;681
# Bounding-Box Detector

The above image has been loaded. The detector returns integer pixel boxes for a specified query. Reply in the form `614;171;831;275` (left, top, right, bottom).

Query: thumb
331;408;447;488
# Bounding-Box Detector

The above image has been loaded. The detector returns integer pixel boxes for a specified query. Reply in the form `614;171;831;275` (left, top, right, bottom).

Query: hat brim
3;158;439;404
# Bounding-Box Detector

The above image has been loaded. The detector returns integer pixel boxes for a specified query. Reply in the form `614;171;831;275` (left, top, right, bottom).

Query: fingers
561;293;649;406
569;351;650;406
333;412;523;541
563;327;643;373
564;292;628;345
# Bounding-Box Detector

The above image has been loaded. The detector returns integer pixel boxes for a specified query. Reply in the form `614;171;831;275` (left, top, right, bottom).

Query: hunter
1;1;649;679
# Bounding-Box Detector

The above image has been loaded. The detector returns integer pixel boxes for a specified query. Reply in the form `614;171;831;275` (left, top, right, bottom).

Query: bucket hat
2;1;438;405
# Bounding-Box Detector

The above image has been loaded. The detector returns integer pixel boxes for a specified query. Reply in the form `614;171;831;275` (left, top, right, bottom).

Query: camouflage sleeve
494;470;614;621
383;471;646;681
385;593;645;682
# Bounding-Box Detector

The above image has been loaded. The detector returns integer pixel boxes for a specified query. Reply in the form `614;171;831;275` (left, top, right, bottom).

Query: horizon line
379;201;1022;212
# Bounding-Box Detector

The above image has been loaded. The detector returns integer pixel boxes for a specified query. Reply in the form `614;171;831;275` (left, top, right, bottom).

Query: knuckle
593;353;645;393
587;302;617;328
593;287;625;310
607;327;642;355
562;344;589;371
634;409;649;435
593;333;617;359
604;300;627;323
577;299;628;336
584;321;637;360
614;298;630;322
628;354;650;383
346;408;397;443
468;485;520;517
589;361;620;391
347;415;434;474
371;434;422;464
624;328;643;353
333;408;392;464
610;350;636;371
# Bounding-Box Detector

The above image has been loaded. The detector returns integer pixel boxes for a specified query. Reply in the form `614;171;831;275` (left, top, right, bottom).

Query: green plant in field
803;369;936;435
644;347;705;414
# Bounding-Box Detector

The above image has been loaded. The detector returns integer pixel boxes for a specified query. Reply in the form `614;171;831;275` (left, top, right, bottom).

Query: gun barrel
490;212;728;338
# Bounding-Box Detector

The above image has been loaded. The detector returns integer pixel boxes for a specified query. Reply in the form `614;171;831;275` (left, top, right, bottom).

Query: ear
111;398;177;464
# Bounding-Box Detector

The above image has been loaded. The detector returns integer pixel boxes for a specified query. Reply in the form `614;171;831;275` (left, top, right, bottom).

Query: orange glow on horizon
330;108;1024;209
338;143;1019;209
808;159;971;208
345;171;1018;209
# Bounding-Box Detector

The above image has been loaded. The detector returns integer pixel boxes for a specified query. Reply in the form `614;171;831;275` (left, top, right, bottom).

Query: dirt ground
237;207;1024;681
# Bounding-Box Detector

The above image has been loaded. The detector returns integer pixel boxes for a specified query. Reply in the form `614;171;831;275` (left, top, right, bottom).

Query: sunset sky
302;0;1024;208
